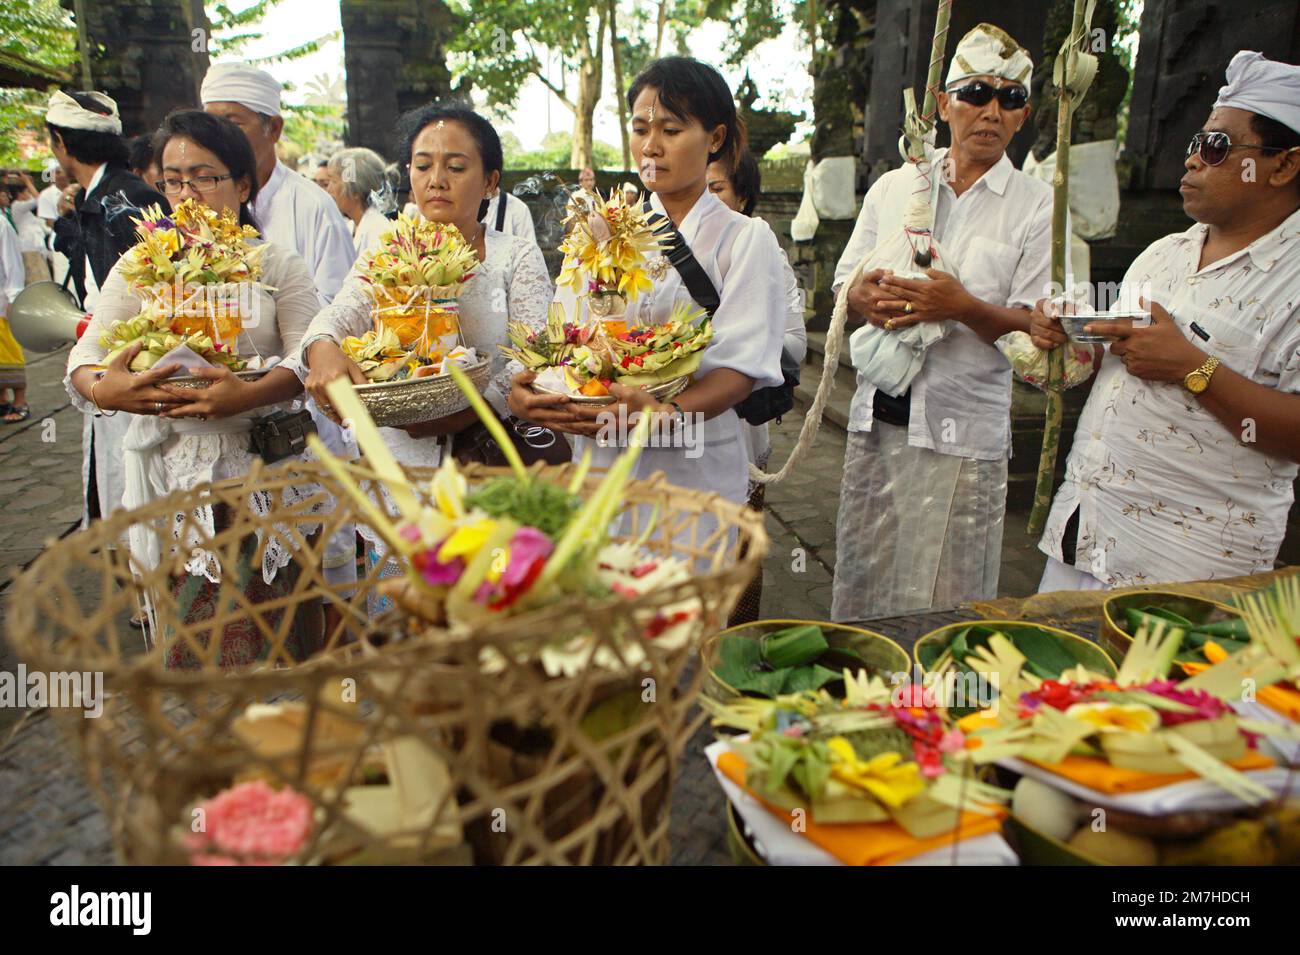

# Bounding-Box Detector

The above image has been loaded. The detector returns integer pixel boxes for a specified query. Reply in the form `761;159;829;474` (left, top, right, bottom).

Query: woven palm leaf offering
502;300;710;404
557;186;669;329
958;617;1300;865
7;367;765;865
703;672;1017;865
98;198;270;381
915;621;1115;718
319;213;491;426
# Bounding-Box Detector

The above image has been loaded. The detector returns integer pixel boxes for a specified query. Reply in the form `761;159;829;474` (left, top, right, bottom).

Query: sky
231;0;815;158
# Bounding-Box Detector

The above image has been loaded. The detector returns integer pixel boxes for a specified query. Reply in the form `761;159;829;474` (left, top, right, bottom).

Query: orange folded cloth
1183;643;1300;723
716;750;1003;866
1028;750;1274;794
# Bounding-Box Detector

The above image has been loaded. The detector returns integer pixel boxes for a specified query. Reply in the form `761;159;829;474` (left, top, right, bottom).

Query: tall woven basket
6;459;767;865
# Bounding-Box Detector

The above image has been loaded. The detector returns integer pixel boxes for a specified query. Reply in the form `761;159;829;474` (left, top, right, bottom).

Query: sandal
0;403;11;417
2;405;30;423
127;612;147;629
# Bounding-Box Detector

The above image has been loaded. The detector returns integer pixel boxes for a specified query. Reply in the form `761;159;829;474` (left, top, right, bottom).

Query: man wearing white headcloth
45;90;170;538
1030;50;1300;590
201;62;355;303
829;23;1054;621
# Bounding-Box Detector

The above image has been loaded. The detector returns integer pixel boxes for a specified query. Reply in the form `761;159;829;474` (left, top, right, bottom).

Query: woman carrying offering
509;57;787;541
64;110;323;668
300;105;552;610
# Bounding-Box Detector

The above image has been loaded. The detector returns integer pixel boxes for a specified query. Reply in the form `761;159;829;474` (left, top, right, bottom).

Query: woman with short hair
323;147;392;253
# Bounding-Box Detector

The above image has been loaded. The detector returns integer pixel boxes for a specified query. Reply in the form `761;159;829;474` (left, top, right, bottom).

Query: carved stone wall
340;0;464;157
65;0;210;137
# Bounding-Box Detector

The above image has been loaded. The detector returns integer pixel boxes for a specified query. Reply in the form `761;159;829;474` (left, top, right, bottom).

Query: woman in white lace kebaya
65;111;322;668
300;105;552;611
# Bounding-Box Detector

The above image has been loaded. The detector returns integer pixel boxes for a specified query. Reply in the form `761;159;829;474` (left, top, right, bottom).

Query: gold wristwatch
1183;355;1220;395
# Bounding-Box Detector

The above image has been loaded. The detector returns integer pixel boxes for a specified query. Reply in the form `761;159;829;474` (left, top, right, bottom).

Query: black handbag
249;409;317;463
643;202;799;426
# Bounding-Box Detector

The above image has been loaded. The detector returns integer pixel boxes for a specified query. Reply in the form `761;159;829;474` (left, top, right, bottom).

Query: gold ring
884;319;896;331
904;302;914;314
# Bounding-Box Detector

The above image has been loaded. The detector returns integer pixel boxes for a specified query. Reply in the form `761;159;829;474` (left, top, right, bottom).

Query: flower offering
354;214;479;370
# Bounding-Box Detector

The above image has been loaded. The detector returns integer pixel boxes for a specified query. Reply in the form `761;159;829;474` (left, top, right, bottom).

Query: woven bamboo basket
5;458;767;865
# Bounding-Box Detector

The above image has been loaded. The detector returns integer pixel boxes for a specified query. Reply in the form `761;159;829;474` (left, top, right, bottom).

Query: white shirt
744;249;808;466
833;148;1054;460
562;189;787;507
253;161;356;303
1040;208;1300;587
37;184;62;222
10;197;47;253
352;205;391;254
481;192;538;245
0;216;23;311
300;228;553;469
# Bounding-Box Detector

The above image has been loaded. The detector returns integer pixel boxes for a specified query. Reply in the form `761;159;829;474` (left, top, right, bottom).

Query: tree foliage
0;0;78;166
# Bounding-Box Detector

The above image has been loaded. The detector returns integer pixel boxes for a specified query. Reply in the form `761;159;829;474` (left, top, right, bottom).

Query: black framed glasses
1185;131;1291;167
948;81;1029;111
155;174;234;196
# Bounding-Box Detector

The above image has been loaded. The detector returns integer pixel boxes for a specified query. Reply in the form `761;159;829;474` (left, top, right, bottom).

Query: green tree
0;0;77;166
205;1;339;64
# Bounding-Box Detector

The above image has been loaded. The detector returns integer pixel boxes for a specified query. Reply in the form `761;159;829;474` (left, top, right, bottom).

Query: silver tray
164;368;271;390
319;358;493;428
533;375;689;406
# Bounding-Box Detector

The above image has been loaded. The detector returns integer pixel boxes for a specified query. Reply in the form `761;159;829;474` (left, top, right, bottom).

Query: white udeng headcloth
1214;50;1300;136
45;90;122;134
201;61;283;117
946;23;1033;89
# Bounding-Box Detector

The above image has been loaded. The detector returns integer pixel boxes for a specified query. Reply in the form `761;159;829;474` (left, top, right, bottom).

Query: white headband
201;62;282;117
45;90;122;134
1214;50;1300;137
946;23;1034;89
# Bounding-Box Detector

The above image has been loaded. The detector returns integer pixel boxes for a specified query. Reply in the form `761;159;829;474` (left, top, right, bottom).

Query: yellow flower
825;737;926;808
1064;701;1160;734
429;456;467;520
436;518;495;563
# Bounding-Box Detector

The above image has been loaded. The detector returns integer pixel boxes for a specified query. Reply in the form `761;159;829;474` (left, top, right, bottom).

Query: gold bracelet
89;378;117;417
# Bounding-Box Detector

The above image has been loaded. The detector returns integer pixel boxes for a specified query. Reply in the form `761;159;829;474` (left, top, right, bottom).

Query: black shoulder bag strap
640;201;796;426
642;201;719;316
494;192;508;232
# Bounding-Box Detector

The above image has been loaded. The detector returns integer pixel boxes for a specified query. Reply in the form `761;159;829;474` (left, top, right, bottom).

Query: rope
749;0;953;486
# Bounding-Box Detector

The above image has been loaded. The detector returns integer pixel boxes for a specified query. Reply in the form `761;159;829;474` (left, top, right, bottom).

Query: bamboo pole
904;0;953;166
1026;0;1087;537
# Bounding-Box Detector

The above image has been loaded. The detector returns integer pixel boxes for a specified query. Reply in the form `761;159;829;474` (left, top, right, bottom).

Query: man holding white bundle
201;62;356;304
1031;51;1300;591
830;23;1054;621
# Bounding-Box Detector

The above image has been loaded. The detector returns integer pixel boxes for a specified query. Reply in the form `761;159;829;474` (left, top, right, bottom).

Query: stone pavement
0;349;1049;866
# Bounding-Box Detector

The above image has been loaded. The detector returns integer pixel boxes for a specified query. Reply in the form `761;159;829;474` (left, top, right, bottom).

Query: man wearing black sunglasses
1030;50;1300;592
830;24;1051;621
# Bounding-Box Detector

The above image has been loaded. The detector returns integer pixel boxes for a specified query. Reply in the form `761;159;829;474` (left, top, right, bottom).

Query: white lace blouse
298;227;554;470
65;240;321;582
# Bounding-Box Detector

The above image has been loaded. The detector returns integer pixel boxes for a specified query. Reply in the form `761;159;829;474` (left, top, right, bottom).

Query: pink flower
938;728;966;753
782;725;805;738
186;780;313;866
1138;680;1232;726
398;523;422;543
412;545;465;587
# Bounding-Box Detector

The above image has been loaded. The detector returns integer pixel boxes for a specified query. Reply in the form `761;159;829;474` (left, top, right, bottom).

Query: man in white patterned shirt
1031;51;1300;590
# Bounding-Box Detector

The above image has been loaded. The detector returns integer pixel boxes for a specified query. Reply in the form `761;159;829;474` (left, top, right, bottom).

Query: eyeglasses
1185;131;1293;167
948;82;1029;111
155;174;234;196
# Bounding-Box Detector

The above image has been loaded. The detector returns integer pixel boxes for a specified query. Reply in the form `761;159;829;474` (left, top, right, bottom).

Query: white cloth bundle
846;158;957;397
